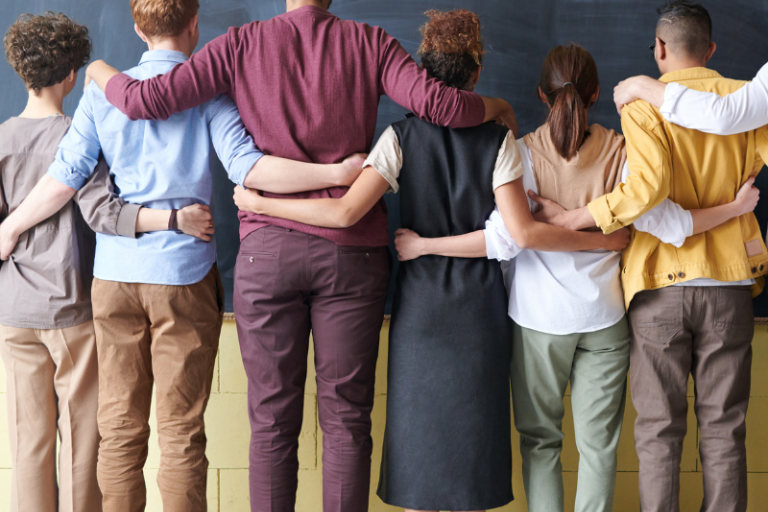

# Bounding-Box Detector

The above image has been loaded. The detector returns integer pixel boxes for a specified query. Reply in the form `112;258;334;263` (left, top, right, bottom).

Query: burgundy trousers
234;226;390;512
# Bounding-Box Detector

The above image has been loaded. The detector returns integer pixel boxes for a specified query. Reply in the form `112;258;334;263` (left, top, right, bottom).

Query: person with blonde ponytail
394;42;759;512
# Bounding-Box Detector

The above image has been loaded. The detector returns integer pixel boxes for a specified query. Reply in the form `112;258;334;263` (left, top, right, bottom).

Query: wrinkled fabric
93;266;223;512
234;226;390;512
0;321;102;512
0;116;136;329
629;285;753;512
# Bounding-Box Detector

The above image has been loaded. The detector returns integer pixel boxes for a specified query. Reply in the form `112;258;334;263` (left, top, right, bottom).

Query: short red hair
130;0;199;39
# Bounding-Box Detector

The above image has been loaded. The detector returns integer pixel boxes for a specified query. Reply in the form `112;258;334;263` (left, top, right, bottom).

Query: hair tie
563;82;574;87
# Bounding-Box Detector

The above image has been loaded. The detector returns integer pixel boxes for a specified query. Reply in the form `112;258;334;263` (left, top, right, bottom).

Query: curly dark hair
418;9;484;90
3;12;92;94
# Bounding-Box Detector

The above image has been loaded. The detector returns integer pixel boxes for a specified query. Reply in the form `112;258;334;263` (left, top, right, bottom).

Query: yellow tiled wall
1;321;767;511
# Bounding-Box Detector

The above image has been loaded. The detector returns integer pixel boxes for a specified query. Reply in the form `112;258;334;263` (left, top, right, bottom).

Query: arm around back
98;30;236;121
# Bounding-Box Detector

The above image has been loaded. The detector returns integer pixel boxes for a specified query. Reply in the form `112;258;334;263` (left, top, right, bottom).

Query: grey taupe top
0;116;140;329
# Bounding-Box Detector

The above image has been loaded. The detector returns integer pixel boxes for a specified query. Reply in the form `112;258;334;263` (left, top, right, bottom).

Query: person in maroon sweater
85;1;517;511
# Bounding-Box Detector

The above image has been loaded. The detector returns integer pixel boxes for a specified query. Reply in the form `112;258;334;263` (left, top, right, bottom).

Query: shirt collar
285;5;336;18
139;50;189;66
659;67;722;83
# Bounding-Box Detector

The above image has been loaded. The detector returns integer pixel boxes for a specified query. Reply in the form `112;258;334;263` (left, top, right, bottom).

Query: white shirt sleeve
660;61;768;135
623;162;693;247
484;139;536;261
362;126;402;193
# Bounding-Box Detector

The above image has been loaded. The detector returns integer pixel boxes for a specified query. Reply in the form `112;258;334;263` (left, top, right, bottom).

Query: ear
704;41;717;63
68;69;76;83
134;23;148;43
537;86;549;105
188;14;199;36
656;37;666;61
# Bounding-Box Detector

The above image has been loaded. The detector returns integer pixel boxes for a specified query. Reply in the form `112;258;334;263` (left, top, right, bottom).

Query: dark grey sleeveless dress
377;116;514;511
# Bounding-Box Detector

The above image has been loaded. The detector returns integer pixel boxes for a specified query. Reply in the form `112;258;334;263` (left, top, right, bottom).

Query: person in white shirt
394;43;759;512
613;62;768;135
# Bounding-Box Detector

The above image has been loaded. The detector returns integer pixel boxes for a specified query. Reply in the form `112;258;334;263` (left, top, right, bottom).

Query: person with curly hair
82;2;519;511
231;10;630;511
0;10;222;512
0;2;366;512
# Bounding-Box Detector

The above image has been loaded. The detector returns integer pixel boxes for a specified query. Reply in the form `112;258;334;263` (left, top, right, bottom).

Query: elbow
334;207;360;229
512;230;534;250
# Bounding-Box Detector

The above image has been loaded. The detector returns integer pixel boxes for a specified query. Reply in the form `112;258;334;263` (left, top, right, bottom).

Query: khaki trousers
0;321;102;512
92;266;224;512
629;286;753;512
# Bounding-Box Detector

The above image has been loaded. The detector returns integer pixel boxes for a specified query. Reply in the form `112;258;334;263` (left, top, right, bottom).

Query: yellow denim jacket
587;68;768;309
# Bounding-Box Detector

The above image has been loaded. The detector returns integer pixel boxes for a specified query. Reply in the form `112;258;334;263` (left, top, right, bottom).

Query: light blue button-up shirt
49;50;263;285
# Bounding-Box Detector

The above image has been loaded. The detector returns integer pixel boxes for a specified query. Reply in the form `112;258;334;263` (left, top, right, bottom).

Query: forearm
558;206;598;231
247;196;358;229
420;231;487;258
135;208;171;233
517;221;609;252
87;60;120;95
243;156;344;194
627;76;668;109
3;175;76;237
690;202;741;235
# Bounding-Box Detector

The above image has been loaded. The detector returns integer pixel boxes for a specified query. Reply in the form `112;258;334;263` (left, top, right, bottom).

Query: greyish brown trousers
92;265;224;512
628;285;753;512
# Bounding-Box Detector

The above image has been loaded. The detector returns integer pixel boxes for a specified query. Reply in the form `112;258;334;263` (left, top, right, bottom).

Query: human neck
286;0;327;12
660;55;707;75
146;37;191;57
19;85;66;119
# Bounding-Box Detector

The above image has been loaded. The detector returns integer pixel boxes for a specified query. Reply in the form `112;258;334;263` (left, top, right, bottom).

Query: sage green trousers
511;318;630;512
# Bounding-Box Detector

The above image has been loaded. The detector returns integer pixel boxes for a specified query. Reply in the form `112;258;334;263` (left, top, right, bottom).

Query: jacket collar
660;67;722;83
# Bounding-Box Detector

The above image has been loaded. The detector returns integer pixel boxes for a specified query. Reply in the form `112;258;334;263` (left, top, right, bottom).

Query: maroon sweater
105;5;486;246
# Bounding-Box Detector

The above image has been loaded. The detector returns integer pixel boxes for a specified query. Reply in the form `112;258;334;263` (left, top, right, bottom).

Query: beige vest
524;123;627;213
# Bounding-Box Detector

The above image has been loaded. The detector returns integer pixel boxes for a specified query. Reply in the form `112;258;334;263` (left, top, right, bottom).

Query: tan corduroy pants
92;266;224;512
0;321;102;512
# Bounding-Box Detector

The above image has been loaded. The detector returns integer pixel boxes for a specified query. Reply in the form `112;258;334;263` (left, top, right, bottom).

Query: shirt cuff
48;161;87;191
229;152;264;188
659;82;686;121
363;155;399;193
116;204;141;238
587;196;623;234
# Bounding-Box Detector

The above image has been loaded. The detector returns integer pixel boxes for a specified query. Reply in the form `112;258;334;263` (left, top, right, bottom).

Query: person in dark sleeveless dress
232;12;631;512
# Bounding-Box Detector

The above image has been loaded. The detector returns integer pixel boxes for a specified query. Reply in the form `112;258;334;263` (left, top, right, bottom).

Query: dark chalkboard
2;0;768;314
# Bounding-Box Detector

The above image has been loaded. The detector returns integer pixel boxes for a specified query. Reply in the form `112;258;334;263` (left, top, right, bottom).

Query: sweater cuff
116;204;141;238
587;196;624;234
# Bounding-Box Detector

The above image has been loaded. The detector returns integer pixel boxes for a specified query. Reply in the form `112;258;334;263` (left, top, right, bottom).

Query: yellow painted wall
1;321;767;511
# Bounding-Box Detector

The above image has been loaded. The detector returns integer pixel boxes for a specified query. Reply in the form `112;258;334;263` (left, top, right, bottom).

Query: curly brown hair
3;12;91;94
418;9;484;90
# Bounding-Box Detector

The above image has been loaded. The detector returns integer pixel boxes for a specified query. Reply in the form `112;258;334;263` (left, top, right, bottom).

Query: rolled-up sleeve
492;131;524;190
587;107;672;234
484;207;522;261
48;86;102;191
208;96;264;187
363;126;402;193
74;159;140;238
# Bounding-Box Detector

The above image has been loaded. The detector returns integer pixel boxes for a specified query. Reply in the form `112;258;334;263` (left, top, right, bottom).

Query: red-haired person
0;2;362;511
0;11;217;512
81;2;519;511
392;43;758;512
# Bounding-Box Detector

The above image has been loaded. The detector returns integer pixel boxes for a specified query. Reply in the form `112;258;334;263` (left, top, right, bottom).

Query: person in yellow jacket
530;2;768;511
